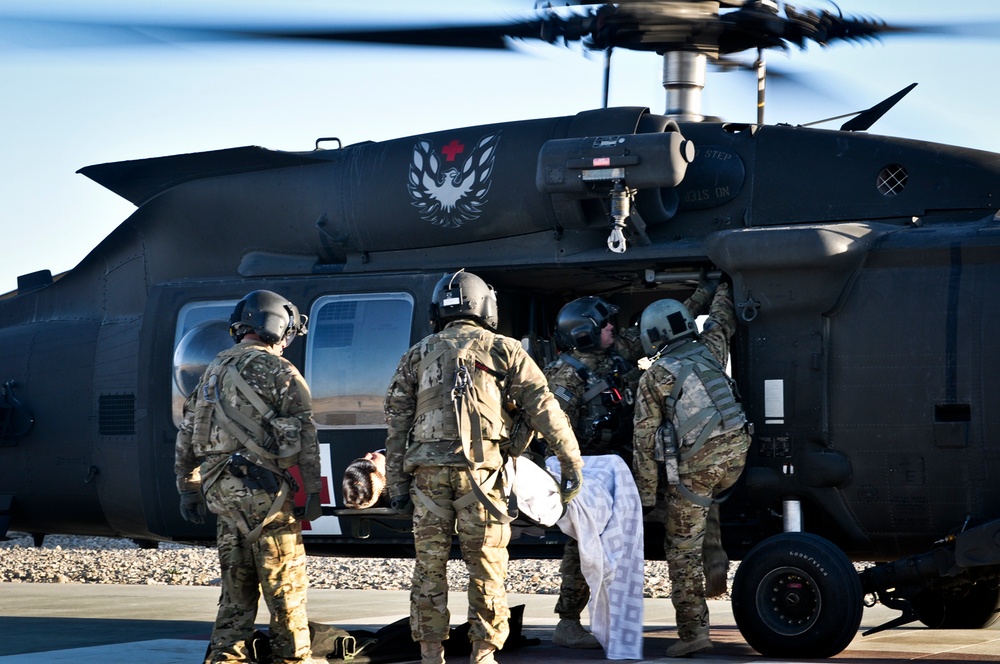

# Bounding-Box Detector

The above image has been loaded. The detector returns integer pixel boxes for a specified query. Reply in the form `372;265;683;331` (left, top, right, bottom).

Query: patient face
364;451;386;476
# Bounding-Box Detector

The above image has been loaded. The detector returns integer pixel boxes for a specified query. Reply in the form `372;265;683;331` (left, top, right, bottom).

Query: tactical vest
408;325;522;524
188;344;302;544
555;352;632;448
411;327;508;465
660;339;745;459
189;345;305;482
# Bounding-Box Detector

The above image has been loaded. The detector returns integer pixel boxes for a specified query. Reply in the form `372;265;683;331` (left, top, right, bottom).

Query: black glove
560;467;583;505
179;490;206;524
302;492;323;522
390;494;414;516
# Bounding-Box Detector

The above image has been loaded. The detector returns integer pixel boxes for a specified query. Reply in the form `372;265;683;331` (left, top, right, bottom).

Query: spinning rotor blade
3;3;1000;58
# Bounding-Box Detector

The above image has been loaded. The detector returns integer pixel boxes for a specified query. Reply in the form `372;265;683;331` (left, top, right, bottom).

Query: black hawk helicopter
2;1;1000;657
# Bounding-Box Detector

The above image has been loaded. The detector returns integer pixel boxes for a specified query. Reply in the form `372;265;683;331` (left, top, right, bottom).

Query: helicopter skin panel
77;146;332;207
751;125;1000;226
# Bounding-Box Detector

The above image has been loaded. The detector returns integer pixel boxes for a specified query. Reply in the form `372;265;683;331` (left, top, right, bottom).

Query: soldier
543;296;641;649
632;279;751;658
384;270;585;664
175;290;324;664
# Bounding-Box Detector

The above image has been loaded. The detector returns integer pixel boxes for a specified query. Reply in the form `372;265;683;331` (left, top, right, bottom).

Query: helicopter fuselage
1;106;999;569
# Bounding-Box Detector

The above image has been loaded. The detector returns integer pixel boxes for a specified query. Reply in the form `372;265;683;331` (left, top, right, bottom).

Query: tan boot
551;618;601;649
665;634;713;658
470;640;496;664
420;640;445;664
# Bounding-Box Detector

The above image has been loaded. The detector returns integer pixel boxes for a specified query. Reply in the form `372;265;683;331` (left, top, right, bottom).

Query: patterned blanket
547;455;645;660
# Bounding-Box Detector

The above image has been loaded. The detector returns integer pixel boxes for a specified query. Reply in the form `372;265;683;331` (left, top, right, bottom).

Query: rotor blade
0;16;520;50
4;5;1000;59
0;7;596;52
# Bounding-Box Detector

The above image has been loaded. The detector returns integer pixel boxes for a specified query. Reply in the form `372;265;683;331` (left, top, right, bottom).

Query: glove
390;494;413;516
697;267;720;295
302;492;323;522
560;467;583;505
179;490;206;524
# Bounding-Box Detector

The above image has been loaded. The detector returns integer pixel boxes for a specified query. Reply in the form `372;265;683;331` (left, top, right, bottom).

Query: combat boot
665;634;713;658
470;640;496;664
419;640;445;664
551;618;601;649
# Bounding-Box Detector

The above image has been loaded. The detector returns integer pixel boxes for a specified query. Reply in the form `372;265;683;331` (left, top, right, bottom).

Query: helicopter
3;0;1000;658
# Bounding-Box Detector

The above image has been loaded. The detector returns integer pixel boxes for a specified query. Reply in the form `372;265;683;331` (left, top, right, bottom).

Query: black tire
732;532;863;658
912;582;1000;629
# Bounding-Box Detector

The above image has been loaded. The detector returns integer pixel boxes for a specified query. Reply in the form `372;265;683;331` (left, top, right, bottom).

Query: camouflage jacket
383;320;583;499
632;282;740;505
175;339;321;495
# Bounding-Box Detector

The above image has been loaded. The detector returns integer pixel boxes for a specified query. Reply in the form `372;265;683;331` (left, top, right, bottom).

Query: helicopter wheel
732;532;862;658
911;582;1000;629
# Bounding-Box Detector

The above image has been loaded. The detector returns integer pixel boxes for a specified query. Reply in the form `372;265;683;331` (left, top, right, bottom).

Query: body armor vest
190;345;301;470
557;352;633;448
661;339;745;455
190;346;267;458
411;328;508;456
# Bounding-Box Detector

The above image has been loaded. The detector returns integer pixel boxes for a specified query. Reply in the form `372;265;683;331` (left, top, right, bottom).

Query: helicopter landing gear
732;532;862;658
911;582;1000;629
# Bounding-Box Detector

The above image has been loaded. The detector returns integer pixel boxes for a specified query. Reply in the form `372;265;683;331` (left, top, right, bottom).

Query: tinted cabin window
306;293;414;428
171;300;238;427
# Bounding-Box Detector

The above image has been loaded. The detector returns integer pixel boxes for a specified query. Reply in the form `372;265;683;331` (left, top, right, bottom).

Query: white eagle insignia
407;131;500;229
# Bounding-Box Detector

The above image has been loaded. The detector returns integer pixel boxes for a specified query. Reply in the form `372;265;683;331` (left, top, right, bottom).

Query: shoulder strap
206;350;284;466
559;353;613;403
453;329;511;468
559;353;589;380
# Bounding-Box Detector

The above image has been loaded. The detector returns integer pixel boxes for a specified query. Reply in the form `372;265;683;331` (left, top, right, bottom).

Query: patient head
342;451;387;509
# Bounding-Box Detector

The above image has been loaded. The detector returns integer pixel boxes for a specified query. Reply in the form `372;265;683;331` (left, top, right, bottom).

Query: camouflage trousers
662;429;750;641
203;472;312;664
410;465;511;649
555;537;589;620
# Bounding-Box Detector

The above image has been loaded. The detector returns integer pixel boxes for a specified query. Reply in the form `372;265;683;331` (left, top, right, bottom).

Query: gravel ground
0;532;732;599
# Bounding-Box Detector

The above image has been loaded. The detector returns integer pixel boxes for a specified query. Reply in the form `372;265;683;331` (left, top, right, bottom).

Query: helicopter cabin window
305;292;414;428
171;300;238;427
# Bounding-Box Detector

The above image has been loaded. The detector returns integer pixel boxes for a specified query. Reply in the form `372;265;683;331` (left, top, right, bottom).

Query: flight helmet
430;270;498;331
230;290;309;345
554;296;618;351
639;298;697;355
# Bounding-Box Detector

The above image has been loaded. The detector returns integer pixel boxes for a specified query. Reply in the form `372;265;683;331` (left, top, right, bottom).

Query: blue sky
1;0;999;294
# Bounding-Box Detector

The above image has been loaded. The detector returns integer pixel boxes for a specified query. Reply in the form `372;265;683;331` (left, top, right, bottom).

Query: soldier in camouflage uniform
543;296;642;649
175;290;323;664
632;280;751;658
384;271;585;664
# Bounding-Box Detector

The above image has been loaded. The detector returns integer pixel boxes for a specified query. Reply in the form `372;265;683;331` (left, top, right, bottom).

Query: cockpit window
171;300;236;426
305;292;414;428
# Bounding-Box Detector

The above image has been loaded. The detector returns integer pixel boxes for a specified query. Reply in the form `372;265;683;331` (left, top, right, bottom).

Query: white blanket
546;455;645;660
